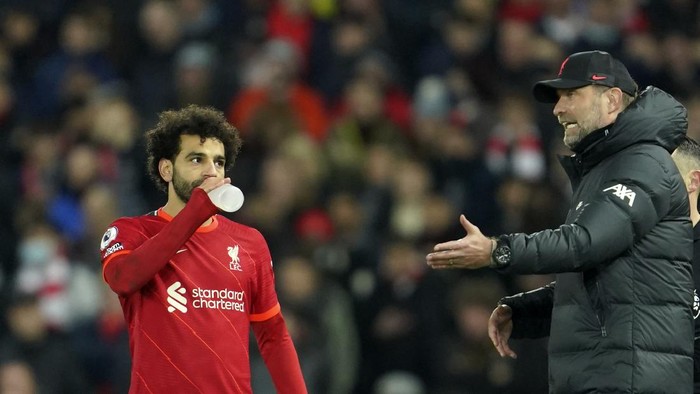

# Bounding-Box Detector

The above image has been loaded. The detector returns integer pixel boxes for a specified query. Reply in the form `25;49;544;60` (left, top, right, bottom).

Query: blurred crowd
0;0;699;393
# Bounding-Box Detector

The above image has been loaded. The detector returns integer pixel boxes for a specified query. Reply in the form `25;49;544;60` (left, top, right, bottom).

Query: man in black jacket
426;50;694;393
672;137;700;393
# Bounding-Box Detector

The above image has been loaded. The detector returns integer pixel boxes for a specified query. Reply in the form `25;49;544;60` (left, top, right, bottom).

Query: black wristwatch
490;238;511;269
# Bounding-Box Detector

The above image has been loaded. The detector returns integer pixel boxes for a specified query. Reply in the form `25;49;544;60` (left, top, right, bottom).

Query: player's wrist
490;237;511;269
190;188;219;217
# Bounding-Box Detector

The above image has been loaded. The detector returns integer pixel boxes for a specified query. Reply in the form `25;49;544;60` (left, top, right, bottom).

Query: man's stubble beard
563;94;604;149
172;168;204;203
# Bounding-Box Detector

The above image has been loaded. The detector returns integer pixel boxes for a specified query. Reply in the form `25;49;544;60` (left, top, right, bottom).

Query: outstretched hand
488;304;517;359
426;214;494;270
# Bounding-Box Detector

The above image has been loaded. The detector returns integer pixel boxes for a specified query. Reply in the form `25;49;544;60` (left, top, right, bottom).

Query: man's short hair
674;136;700;169
145;105;243;193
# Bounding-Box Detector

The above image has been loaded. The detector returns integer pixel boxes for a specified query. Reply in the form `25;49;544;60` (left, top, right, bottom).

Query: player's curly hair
145;105;243;193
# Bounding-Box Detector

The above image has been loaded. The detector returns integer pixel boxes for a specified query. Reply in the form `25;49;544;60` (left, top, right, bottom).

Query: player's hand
198;177;231;193
426;214;493;269
488;304;517;359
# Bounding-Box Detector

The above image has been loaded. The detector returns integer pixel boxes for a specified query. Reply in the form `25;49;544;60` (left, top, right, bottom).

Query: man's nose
203;160;218;175
553;100;564;117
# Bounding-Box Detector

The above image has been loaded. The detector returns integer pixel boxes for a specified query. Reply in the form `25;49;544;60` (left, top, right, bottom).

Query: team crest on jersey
228;245;242;271
693;289;699;320
101;226;118;250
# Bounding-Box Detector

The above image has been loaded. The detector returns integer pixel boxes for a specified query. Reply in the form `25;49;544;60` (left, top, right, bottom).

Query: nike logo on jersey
176;248;187;254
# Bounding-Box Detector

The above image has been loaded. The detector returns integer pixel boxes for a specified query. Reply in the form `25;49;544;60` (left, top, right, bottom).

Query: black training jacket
693;224;700;393
499;86;694;393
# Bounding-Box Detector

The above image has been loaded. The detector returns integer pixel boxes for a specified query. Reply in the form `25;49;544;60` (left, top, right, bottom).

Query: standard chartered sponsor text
192;287;245;312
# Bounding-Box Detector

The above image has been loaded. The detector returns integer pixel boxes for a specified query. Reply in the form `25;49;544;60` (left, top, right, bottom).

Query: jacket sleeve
500;282;555;339
501;152;674;275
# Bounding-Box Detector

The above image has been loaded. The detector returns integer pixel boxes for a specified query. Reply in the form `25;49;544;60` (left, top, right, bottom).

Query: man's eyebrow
214;154;226;162
183;151;204;158
183;151;226;162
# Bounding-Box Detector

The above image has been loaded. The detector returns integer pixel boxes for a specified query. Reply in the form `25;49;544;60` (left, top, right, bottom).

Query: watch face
495;246;511;266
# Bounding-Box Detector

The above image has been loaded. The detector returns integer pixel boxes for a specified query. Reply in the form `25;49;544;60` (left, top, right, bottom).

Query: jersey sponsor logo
101;226;118;250
227;245;242;271
693;289;699;320
103;242;124;258
165;281;246;313
602;184;636;207
167;281;188;313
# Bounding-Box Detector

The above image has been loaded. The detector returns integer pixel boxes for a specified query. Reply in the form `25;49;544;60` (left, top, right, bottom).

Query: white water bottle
207;184;245;212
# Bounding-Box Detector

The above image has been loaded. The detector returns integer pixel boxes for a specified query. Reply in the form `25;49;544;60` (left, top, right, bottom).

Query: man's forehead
180;133;220;143
179;134;224;154
556;84;608;99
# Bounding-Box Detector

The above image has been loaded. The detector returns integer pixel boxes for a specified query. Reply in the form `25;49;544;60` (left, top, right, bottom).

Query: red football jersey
101;209;280;393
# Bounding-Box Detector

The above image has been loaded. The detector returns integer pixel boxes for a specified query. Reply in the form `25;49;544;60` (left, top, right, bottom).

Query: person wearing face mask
14;223;72;330
672;137;700;393
426;50;693;393
99;105;306;393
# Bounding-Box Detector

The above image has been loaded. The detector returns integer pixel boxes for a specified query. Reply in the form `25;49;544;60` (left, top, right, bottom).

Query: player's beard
172;168;204;203
563;92;605;149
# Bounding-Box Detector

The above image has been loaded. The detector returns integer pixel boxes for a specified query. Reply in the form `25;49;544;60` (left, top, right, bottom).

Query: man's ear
688;169;700;194
607;88;623;114
159;159;173;182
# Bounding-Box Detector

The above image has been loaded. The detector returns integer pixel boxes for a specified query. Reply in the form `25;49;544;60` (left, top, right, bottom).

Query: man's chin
563;138;576;149
563;133;581;149
174;190;193;204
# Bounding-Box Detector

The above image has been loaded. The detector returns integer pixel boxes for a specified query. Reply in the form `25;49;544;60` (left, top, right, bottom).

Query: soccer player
99;105;307;393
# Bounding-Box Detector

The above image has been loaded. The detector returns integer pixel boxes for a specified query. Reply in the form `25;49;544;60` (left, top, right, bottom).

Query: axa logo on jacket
603;184;636;207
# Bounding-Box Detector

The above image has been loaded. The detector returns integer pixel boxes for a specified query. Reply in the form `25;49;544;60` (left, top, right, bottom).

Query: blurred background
0;0;698;393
